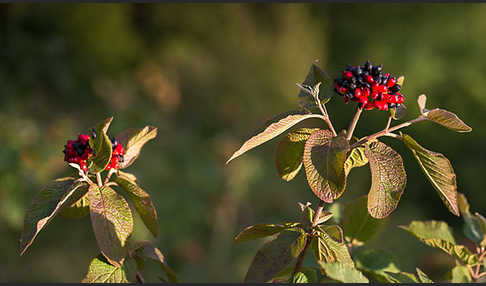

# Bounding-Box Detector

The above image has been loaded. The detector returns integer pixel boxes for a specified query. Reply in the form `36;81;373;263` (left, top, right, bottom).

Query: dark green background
0;3;484;282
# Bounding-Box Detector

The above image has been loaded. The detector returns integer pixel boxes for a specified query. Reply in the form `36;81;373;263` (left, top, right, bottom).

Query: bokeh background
0;3;485;282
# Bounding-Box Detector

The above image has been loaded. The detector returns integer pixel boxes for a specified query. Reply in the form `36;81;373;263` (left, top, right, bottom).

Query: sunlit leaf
132;240;178;283
234;223;300;243
82;254;129;283
457;193;484;244
116;126;158;169
416;268;434;283
315;211;334;225
402;134;459;216
89;185;133;267
19;178;87;255
227;111;324;164
365;140;406;218
425;108;472;133
312;230;354;267
318;262;369;283
345;145;368;175
59;185;91;219
89;117;114;173
451;263;472;283
275;128;318;182
397;75;404;86
291;272;308;283
320;225;343;243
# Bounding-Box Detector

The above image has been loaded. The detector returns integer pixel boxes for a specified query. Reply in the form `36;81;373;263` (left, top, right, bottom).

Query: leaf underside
425;108;472;133
116;125;158;169
234;223;299;243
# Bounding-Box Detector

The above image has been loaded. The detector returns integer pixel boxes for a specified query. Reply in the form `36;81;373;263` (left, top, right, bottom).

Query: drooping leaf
234;223;300;243
227;112;324;164
116;126;158;169
303;130;349;203
245;230;306;283
318;262;369;283
425;108;472;133
275;128;318;181
132;240;178;283
365;140;407;218
89;185;134;267
355;249;401;283
343;195;388;245
451;264;472;283
115;173;158;237
312;230;354;267
384;271;419;283
416;267;434;283
89;117;113;173
400;220;479;265
20;178;87;255
402;134;459;216
82;254;129;283
59;184;91;219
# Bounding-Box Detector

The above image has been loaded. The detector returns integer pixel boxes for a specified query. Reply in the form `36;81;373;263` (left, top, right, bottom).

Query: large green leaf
365;140;406;218
89;117;113;173
425;108;472;133
115;173;158;237
318;262;369;283
303;130;349;203
19;177;87;255
89;185;134;267
355;249;401;283
234;223;300;243
275;128;318;182
416;268;434;283
451;263;472;283
116;126;158;169
400;220;479;265
312;230;354;267
343;195;388;245
402;134;459;216
132;241;178;283
82;254;129;283
244;230;306;282
59;185;91;219
226;111;324;164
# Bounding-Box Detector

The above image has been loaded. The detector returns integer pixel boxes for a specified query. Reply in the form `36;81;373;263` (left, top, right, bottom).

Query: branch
346;106;363;141
96;173;103;187
104;169;116;185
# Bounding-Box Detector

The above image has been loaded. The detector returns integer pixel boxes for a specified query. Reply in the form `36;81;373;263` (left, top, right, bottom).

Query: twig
104;169;116;185
96;173;103;187
346;106;363;141
136;270;145;284
385;115;392;132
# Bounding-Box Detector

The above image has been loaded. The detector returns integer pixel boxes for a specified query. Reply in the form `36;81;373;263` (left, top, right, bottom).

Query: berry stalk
346;106;363;141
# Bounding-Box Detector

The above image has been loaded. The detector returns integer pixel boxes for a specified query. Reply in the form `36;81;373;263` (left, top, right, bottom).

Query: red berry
343;71;353;79
339;87;347;94
78;134;90;143
396;94;405;104
354;88;362;98
114;143;125;155
359;97;368;106
365;102;374;110
387;77;397;87
379;85;388;93
365;75;374;84
371;82;379;91
371;91;379;100
362;88;370;98
334;83;340;91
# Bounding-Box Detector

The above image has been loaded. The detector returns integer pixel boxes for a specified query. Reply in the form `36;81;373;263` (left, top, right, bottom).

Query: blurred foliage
0;3;484;282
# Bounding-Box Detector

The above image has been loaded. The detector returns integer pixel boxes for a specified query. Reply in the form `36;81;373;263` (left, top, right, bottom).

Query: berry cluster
106;138;125;170
63;134;92;172
334;61;404;111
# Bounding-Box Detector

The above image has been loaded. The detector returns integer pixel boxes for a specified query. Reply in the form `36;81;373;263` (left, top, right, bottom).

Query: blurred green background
0;3;485;282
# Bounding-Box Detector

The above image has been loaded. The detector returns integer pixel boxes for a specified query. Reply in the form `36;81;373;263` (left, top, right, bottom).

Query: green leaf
298;61;330;98
402;134;459;216
344;145;368;175
355;249;401;283
384;271;419;283
397;75;404;86
416;267;434;283
244;230;306;283
115;173;158;237
234;223;300;243
457;193;484;244
82;254;129;283
59;185;91;219
132;240;178;283
365;140;407;218
115;126;158;169
89;185;134;267
226;111;324;164
291;272;308;283
275;128;318;182
303;130;349;203
451;264;472;283
343;195;388;245
327;202;343;224
312;230;354;267
425;108;472;133
400;220;479;265
89;117;113;173
315;211;334;225
318;262;369;283
320;225;343;243
19;177;87;255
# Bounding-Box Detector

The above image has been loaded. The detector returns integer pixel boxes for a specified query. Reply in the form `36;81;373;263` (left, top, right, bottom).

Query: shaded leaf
400;220;479;265
89;186;133;267
59;185;91;219
343;195;388;245
245;230;305;282
384;271;419;283
355;249;401;283
451;264;471;283
132;241;178;283
425;108;472;133
115;173;158;237
116;126;158;169
457;193;484;244
312;230;354;267
402;134;459;216
275;128;318;182
320;225;343;243
82;254;128;283
416;267;434;283
390;104;407;120
89;117;113;173
298;61;330;99
234;223;300;243
327;202;343;224
365;140;406;218
318;262;369;283
303;130;349;203
20;178;87;255
227;112;324;164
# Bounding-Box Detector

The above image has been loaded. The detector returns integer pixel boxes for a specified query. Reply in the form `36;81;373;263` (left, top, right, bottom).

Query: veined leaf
343;195;388;245
234;223;300;243
320;225;344;243
89;185;134;267
318;262;369;283
291;272;308;283
355;249;401;283
59;185;91;219
132;241;178;283
384;271;419;283
20;178;87;255
425;108;472;133
312;230;354;267
89;117;114;173
275;128;318;182
116;126;158;169
416;268;434;283
402;134;459;216
400;220;479;265
315;211;334;225
115;173;158;237
226;111;324;164
244;230;306;283
298;61;330;99
365;140;406;218
344;145;368;175
82;254;129;283
303;130;349;203
451;264;472;283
